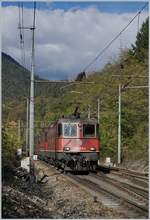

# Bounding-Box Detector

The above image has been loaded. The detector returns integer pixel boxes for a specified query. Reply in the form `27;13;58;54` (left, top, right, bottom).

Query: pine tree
131;17;148;62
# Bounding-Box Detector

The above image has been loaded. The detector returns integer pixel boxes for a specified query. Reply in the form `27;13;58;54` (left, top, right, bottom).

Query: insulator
20;33;23;40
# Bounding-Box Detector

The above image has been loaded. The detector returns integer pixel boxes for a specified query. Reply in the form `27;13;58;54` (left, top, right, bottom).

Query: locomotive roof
44;117;98;129
57;117;98;124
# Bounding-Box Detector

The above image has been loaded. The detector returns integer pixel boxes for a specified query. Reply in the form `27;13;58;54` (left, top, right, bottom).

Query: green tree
2;128;20;180
131;17;148;62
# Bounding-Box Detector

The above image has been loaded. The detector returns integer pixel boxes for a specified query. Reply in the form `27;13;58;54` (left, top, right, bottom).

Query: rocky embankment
2;160;126;218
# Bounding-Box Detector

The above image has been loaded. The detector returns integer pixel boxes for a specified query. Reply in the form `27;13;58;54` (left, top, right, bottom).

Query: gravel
2;160;126;218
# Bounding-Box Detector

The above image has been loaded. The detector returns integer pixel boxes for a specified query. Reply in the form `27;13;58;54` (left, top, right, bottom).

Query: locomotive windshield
64;123;77;137
83;124;95;137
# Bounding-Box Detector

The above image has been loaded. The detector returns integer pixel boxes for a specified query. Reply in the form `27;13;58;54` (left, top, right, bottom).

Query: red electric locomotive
35;116;100;171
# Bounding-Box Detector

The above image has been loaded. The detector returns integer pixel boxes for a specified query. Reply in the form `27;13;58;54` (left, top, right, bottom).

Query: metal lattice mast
117;85;148;165
26;98;29;156
18;119;21;143
29;2;36;158
118;84;121;164
97;98;100;124
88;105;91;119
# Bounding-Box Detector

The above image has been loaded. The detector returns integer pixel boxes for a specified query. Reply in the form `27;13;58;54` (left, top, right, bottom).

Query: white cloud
2;6;148;80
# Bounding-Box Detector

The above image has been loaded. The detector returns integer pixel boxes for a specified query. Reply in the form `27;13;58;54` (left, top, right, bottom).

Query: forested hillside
2;18;148;168
2;52;66;122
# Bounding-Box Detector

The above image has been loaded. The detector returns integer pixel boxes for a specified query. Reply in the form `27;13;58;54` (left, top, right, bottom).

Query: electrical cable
82;2;148;72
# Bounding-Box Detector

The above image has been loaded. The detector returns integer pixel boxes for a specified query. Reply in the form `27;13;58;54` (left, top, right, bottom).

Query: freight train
35;110;100;172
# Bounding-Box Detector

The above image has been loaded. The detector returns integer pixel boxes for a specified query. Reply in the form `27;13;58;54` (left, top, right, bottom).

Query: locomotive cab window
58;123;62;136
63;123;77;137
83;124;95;137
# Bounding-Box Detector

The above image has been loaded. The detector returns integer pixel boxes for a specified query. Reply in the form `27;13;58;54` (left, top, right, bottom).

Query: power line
83;2;148;72
112;75;148;78
34;80;96;84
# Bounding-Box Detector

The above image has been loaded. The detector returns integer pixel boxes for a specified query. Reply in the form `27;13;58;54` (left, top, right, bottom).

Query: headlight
90;147;96;151
64;147;70;151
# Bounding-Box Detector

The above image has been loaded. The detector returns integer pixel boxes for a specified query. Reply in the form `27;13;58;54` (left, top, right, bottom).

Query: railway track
115;167;148;177
37;160;148;218
109;169;148;188
98;164;148;177
65;172;148;218
111;169;148;180
91;172;148;200
98;165;148;188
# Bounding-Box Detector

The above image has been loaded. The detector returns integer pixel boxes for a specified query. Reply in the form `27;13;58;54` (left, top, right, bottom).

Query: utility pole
117;84;148;165
88;105;91;119
18;2;36;168
97;98;100;124
149;34;150;177
18;119;21;143
26;98;29;156
29;2;36;158
118;84;121;164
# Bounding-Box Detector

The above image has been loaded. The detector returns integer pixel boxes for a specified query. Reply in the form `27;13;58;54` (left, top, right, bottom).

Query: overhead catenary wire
82;2;148;72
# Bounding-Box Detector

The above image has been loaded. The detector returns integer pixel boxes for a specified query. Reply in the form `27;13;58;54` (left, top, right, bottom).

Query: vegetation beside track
2;18;149;169
2;128;21;180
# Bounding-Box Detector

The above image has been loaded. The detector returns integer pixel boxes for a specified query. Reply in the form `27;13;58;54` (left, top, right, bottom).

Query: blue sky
2;1;148;80
2;1;148;13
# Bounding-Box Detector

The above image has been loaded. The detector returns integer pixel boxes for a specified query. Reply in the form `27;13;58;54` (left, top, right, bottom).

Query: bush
2;128;21;180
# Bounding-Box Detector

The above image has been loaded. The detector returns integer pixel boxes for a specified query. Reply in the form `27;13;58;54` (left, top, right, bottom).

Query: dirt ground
120;159;148;172
2;160;128;219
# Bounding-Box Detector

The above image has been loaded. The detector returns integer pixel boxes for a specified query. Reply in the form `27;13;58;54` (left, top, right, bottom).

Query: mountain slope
2;52;67;121
2;18;148;168
2;52;31;103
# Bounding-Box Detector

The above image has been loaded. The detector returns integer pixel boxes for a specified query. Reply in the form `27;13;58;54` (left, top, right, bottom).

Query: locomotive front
56;118;100;171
